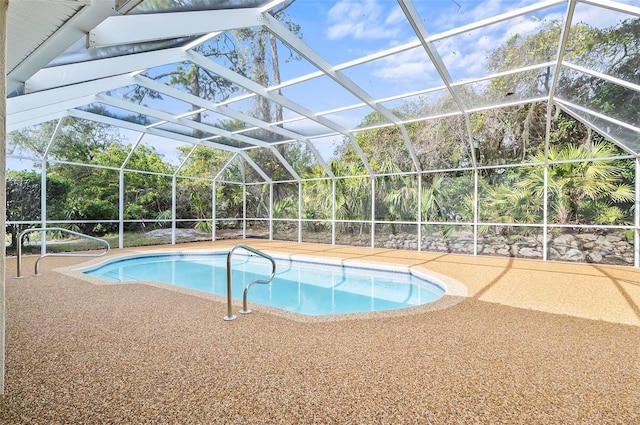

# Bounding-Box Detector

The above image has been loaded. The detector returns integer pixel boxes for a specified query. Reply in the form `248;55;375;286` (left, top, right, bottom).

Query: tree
54;142;174;233
7;117;133;235
480;140;634;226
6;171;69;249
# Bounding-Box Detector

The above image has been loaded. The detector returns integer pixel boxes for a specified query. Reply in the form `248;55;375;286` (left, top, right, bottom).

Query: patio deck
1;240;638;423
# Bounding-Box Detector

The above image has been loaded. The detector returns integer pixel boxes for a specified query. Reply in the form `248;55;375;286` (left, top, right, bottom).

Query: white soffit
7;0;84;73
6;0;117;95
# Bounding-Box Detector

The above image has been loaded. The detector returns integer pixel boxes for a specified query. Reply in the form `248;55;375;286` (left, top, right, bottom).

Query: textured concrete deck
1;240;639;423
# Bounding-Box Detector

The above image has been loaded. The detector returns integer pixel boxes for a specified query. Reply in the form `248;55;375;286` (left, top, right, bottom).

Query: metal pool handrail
224;244;276;321
15;227;110;278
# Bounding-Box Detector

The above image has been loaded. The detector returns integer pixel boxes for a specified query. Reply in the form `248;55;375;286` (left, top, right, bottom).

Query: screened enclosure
5;0;640;267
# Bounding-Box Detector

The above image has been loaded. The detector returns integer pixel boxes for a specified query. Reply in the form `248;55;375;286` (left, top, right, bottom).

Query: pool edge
55;248;469;323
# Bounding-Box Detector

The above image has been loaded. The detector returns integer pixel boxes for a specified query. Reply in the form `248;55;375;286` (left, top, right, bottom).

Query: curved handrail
15;227;110;278
224;244;276;321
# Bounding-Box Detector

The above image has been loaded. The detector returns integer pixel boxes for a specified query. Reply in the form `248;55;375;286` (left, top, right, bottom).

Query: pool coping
56;247;468;323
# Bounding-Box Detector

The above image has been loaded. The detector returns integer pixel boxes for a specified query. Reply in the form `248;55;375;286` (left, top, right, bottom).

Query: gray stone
552;244;567;255
519;247;540;258
548;248;561;259
565;248;585;261
595;236;612;247
586;251;603;263
554;234;578;248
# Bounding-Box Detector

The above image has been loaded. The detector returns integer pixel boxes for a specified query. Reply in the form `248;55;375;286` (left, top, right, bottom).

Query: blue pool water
83;253;446;316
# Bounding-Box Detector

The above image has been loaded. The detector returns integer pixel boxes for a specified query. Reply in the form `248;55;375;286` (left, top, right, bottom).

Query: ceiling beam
187;50;375;175
430;0;567;42
578;0;640;17
556;101;639;156
133;75;335;179
554;98;640;135
134;75;307;144
7;0;117;94
25;48;188;93
7;74;133;130
562;62;640;94
87;8;262;49
397;0;477;168
67;108;277;181
263;13;422;173
95;94;302;181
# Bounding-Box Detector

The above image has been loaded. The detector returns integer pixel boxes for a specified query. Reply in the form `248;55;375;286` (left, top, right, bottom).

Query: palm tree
332;160;371;235
482;141;634;226
525;141;634;224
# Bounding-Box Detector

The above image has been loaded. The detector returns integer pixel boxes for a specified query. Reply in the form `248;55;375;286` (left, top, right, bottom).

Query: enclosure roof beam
95;94;301;181
133;77;335;179
77;107;273;182
561;62;640;95
429;0;567;42
25;48;188;93
554;98;640;135
42;117;65;159
212;151;273;184
135;76;308;143
87;8;262;49
187;50;374;175
547;1;576;107
397;0;477;168
96;94;265;148
262;13;422;173
213;153;239;183
68;109;240;154
70;108;274;184
578;0;640;16
466;97;549;115
141;79;308;147
239;151;273;183
556;103;637;156
7;73;134;130
186;51;351;142
173;145;199;178
120;133;145;171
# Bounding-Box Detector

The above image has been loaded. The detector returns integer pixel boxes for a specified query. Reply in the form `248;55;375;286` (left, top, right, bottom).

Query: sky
271;0;638;161
7;0;640;172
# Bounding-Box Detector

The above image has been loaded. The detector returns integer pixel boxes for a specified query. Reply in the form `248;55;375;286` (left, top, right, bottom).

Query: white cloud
431;0;542;33
371;48;444;90
431;9;566;81
336;0;636;94
570;4;631;30
385;5;406;26
326;0;403;40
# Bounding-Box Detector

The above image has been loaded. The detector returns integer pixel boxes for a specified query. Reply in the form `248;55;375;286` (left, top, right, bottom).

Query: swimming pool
82;252;446;316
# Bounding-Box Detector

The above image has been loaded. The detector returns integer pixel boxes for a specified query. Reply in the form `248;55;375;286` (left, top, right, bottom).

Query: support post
298;182;302;243
269;183;273;241
635;157;639;268
212;181;216;241
171;175;176;245
417;173;422;252
473;168;478;256
119;170;124;249
370;177;375;248
332;179;336;245
0;0;8;395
